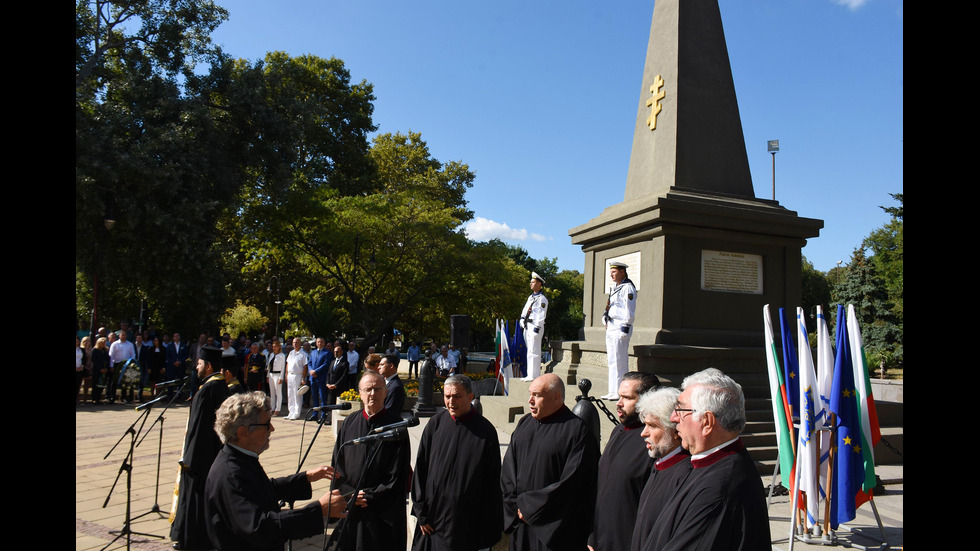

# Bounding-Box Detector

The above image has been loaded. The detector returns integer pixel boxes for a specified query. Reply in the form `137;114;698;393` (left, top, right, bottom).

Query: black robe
204;445;323;550
589;422;653;551
643;439;770;551
411;409;503;551
630;447;692;551
330;407;411;551
171;373;230;549
501;405;599;551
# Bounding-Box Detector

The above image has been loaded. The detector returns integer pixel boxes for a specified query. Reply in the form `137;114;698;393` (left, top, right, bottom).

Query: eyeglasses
673;405;696;418
249;422;273;430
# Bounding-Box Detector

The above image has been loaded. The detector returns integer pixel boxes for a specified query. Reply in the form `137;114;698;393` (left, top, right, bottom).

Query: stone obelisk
563;0;823;386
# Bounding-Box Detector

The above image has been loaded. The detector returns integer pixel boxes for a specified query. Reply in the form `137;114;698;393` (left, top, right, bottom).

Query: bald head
528;373;564;420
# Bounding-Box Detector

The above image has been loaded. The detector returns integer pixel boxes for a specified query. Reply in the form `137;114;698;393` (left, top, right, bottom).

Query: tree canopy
75;1;584;349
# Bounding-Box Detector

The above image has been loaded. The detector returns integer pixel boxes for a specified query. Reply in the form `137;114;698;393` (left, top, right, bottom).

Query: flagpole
822;413;836;540
788;435;802;551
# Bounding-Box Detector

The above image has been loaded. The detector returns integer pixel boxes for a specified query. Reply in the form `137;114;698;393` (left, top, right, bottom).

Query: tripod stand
99;404;165;550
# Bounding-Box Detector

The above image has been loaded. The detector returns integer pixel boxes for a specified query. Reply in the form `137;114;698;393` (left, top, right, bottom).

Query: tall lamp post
267;275;282;339
89;212;116;335
768;139;779;200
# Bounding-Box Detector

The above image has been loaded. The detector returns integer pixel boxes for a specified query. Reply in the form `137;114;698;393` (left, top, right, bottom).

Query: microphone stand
99;398;167;550
285;407;346;551
129;380;188;522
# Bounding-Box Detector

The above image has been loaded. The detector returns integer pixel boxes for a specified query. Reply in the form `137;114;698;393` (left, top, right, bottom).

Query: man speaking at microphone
330;370;412;550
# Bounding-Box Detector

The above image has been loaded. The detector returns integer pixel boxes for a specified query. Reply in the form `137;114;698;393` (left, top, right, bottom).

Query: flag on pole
779;307;801;420
511;320;527;378
796;307;820;529
847;304;881;494
829;304;880;527
763;305;796;491
495;319;512;396
815;305;835;494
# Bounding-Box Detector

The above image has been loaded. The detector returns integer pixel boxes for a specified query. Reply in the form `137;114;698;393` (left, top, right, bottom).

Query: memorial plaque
700;250;763;295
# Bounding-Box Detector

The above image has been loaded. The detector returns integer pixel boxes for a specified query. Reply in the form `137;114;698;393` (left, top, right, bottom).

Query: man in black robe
501;373;599;551
171;346;230;549
588;371;660;551
643;368;770;551
412;374;502;551
204;391;354;550
629;386;691;551
330;370;412;551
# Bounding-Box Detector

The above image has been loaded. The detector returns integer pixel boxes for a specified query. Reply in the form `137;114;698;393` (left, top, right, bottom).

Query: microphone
135;394;168;410
155;376;187;389
309;402;353;412
348;427;408;446
369;416;420;434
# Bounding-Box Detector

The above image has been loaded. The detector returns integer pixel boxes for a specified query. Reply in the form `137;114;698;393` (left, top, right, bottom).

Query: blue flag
779;307;800;420
830;304;858;527
511;320;527;378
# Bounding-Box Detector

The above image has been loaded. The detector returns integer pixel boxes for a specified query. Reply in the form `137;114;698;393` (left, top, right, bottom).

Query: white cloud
833;0;870;10
463;217;551;243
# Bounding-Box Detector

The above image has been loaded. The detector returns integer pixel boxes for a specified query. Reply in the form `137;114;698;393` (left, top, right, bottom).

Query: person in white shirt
284;338;309;420
346;341;360;376
435;345;457;376
266;340;287;416
108;331;136;404
602;262;637;400
519;272;549;382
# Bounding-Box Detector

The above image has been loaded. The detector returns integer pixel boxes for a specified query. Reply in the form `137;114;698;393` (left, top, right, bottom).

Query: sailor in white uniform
519;272;548;381
602;261;636;399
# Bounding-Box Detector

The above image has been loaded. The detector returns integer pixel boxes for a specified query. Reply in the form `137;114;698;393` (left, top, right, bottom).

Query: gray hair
444;374;473;394
214;391;271;444
637;386;681;431
682;368;745;434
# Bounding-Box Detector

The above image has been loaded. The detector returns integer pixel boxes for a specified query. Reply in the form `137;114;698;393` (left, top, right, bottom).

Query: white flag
796;307;820;529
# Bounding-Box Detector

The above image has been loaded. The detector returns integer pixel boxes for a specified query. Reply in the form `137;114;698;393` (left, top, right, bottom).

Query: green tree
801;255;833;334
232;128;522;347
497;242;584;340
864;193;903;323
220;300;267;337
76;0;237;332
833;248;902;369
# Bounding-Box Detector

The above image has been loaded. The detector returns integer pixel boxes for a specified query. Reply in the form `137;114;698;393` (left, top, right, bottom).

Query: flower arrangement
339;388;359;401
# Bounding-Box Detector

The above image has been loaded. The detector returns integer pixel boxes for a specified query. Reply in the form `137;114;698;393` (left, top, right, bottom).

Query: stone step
480;394;525;429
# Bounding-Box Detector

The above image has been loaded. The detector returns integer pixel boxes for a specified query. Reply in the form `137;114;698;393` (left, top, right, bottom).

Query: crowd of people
74;322;469;410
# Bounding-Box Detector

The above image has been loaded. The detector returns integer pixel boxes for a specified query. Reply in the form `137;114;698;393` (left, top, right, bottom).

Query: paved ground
76;374;902;551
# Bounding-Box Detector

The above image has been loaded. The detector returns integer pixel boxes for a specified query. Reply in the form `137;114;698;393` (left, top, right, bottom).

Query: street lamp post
89;213;116;335
767;139;779;200
267;275;282;339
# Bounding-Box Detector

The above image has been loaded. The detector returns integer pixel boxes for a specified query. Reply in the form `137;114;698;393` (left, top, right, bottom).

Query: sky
209;0;903;273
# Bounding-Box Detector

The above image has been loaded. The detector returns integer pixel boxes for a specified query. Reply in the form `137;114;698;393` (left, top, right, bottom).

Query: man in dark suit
166;332;190;384
379;353;405;415
323;345;350;423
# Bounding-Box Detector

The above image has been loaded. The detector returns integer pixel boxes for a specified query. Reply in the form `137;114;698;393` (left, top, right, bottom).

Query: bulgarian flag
829;304;881;526
763;305;796;490
847;304;881;497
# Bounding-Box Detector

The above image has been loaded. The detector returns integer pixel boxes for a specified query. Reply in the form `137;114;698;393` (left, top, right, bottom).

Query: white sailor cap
531;271;545;284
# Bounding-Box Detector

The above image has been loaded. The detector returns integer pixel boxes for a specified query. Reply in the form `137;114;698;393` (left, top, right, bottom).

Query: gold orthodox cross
646;74;665;130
